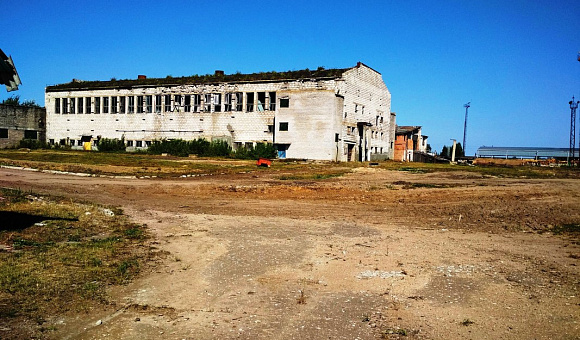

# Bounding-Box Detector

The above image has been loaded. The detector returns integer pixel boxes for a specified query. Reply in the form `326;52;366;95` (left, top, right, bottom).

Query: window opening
137;96;144;113
94;97;100;114
257;92;266;112
85;97;91;114
128;96;134;113
70;97;76;114
111;96;118;114
0;128;7;138
136;140;143;147
126;140;133;147
155;95;162;113
224;93;232;111
174;95;182;112
269;92;276;110
246;92;254;112
103;97;109;114
279;97;289;108
120;97;126;114
24;130;38;140
279;122;289;131
184;95;191;112
235;92;243;111
78;97;83;114
204;94;212;112
164;95;171;112
55;98;61;114
192;94;201;112
146;95;152;113
213;93;221;112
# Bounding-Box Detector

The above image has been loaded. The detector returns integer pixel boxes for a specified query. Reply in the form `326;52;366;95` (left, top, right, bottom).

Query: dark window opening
137;96;144;113
126;140;133;147
155;95;162;113
213;93;221;112
128;96;134;113
224;93;232;111
78;97;83;114
24;130;37;140
0;128;8;138
146;95;152;113
94;97;100;114
267;125;274;133
112;96;118;114
269;92;276;110
235;92;243;111
103;97;109;114
164;95;171;112
184;95;191;112
70;98;76;114
62;98;69;114
204;94;212;112
85;97;91;114
136;140;143;147
174;95;182;111
193;94;201;112
279;122;288;131
55;98;61;114
246;92;254;112
257;92;266;112
119;97;126;114
280;98;289;108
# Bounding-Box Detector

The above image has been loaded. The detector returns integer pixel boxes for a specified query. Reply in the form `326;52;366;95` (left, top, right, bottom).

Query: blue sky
2;0;579;155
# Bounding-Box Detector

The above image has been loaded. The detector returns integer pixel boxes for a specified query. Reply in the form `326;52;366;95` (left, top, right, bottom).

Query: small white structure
45;62;395;161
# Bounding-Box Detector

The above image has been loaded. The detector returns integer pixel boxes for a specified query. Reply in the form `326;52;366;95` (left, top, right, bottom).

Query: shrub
18;139;47;150
97;137;126;152
233;143;277;159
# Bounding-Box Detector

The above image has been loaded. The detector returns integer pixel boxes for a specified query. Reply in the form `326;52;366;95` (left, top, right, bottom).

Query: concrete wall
0;104;46;148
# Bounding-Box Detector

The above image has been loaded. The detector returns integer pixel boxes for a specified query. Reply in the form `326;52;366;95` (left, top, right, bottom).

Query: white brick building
45;62;395;161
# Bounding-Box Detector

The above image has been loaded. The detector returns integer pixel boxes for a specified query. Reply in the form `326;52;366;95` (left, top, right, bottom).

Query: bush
18;139;47;150
97;138;126;152
233;143;277;159
147;138;231;157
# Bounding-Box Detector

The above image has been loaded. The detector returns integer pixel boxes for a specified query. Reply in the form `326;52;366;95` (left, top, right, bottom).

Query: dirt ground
1;165;579;339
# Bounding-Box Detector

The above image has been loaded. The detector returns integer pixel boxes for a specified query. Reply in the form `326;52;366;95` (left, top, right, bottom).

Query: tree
455;143;464;158
1;95;41;107
441;146;449;158
426;144;432;153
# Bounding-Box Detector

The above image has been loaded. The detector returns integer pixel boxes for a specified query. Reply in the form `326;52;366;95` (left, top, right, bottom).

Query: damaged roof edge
46;66;355;92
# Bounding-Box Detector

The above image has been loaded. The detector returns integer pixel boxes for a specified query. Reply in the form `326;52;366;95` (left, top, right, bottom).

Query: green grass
0;188;151;336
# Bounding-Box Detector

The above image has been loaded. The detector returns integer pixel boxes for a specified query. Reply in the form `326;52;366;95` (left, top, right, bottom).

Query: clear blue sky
2;0;579;155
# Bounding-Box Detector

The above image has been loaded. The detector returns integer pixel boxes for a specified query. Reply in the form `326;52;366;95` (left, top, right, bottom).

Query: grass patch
0;188;151;337
550;223;580;235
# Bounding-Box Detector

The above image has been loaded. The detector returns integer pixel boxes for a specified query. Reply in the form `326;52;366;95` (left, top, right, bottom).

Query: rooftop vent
138;75;147;79
215;70;224;76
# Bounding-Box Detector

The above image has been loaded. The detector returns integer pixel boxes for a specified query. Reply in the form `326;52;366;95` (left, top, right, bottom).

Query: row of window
0;129;38;139
54;92;291;115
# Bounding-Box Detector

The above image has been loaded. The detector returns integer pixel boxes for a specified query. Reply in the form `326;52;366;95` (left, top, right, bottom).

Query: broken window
246;92;254;112
128;96;134;113
70;97;76;114
164;95;171;112
137;96;144;113
267;125;274;133
173;95;182;112
55;98;61;114
126;140;133;147
184;95;191;112
155;95;162;113
235;92;243;111
120;97;126;114
145;141;152;147
224;93;232;111
213;93;221;112
257;92;266;112
269;92;276;110
111;96;118;113
94;97;100;114
279;122;288;131
85;97;91;114
0;128;7;138
103;97;109;114
192;94;201;112
279;97;289;108
204;94;212;112
136;141;143;147
24;130;37;140
77;97;83;114
146;95;152;113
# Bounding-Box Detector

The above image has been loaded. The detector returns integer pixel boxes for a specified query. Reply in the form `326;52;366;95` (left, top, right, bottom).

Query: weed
551;224;580;235
296;290;307;304
461;319;475;326
382;328;408;337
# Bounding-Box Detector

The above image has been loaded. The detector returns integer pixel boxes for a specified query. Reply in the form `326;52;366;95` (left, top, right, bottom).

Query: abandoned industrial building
0;104;45;149
45;62;395;161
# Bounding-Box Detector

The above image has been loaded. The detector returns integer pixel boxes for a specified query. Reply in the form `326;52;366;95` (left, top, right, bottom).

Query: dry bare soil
1;164;579;339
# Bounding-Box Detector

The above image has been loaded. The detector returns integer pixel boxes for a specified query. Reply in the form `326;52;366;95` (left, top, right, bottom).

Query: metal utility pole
462;102;470;156
571;96;579;166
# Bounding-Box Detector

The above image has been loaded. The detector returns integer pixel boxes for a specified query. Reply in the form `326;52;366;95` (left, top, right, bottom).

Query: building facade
394;126;428;162
45;62;394;161
0;104;46;148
